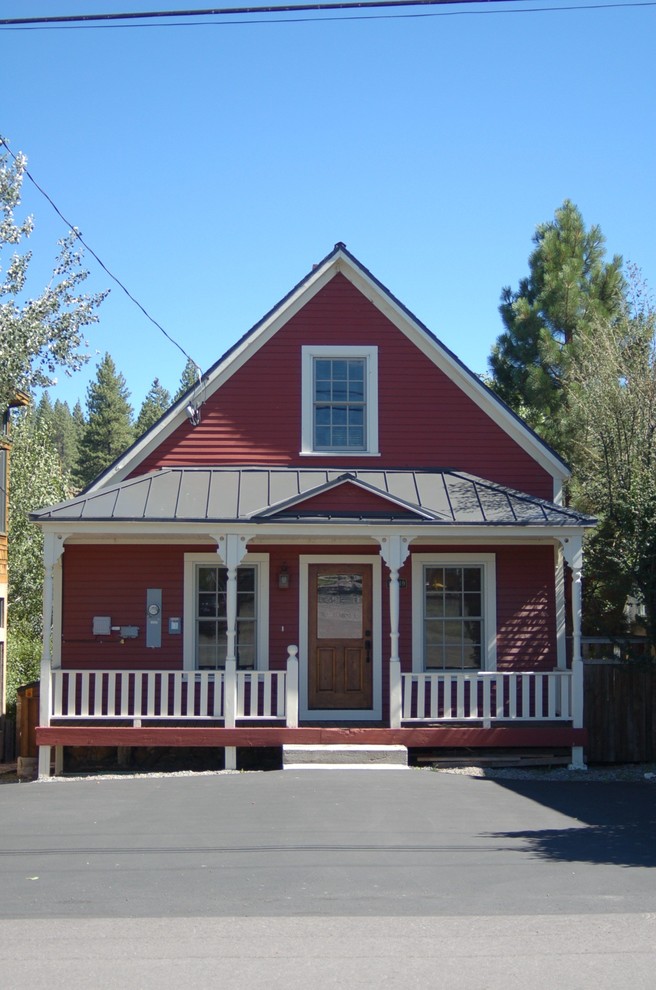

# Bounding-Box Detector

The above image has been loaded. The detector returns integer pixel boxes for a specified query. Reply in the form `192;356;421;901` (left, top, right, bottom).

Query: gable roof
32;467;593;529
84;244;571;493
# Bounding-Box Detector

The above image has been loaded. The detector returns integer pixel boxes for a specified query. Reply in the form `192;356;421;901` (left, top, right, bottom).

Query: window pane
425;643;444;669
317;573;363;639
444;568;463;592
444;593;462;617
198;567;217;592
425;594;445;618
463;568;482;592
463;593;482;617
198;592;218;617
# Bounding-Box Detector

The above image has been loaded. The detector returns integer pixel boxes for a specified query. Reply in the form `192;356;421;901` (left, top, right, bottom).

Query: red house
33;245;593;775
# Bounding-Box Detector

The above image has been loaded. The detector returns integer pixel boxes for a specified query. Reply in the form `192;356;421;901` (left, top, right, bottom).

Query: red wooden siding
135;275;553;499
282;481;419;517
61;545;188;669
62;542;557;674
495;545;557;670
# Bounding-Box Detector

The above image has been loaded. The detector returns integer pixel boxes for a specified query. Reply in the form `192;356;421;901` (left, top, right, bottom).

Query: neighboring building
32;245;594;775
0;391;30;715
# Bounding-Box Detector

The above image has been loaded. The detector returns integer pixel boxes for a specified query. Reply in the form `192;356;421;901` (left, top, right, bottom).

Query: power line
0;138;202;379
0;0;651;28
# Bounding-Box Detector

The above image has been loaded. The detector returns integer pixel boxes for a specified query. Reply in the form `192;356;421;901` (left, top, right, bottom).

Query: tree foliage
175;357;200;401
489;200;625;456
568;269;656;648
7;411;70;635
135;377;171;436
75;353;134;488
0;141;106;409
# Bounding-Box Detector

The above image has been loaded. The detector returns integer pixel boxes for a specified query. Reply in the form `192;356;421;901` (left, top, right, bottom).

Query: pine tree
51;399;81;478
75;353;134;488
174;357;200;401
135;378;171;436
489;200;626;456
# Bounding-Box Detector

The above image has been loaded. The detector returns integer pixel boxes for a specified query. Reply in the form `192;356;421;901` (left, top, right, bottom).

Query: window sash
423;565;484;670
195;564;257;670
313;357;367;451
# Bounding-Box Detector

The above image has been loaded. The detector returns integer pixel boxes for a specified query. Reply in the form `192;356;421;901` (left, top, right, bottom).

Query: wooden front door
308;563;373;710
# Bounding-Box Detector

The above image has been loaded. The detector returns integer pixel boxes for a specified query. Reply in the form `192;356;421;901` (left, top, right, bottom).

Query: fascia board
335;255;570;483
35;519;591;544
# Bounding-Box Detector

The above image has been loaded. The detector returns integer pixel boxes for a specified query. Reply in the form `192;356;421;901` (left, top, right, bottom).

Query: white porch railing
401;669;574;722
50;668;289;722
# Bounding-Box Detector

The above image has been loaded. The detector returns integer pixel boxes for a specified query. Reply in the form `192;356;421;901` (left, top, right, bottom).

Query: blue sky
1;0;654;414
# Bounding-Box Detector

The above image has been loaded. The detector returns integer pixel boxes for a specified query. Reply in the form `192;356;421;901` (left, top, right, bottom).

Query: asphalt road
1;769;655;988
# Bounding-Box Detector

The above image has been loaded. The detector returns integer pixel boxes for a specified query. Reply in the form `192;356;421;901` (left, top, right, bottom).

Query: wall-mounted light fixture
278;564;290;589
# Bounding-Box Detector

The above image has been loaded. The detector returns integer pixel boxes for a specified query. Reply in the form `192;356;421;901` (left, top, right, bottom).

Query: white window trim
300;345;379;456
411;553;497;673
183;552;270;671
298;554;382;721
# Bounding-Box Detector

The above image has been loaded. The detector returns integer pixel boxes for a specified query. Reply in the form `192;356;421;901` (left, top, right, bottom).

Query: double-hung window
184;554;269;671
411;554;497;671
301;346;378;455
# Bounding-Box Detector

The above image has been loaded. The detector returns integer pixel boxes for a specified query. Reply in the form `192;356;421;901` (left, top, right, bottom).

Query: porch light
278;564;290;589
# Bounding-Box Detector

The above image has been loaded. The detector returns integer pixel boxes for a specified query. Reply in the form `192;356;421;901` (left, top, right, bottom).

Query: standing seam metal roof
31;467;595;527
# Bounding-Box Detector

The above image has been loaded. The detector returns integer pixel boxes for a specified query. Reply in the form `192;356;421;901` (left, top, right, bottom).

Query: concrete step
283;744;408;770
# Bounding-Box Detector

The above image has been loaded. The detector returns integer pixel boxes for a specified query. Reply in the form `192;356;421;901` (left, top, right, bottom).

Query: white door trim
299;554;382;722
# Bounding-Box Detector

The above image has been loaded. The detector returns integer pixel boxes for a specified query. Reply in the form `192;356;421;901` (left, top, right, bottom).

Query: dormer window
301;345;379;456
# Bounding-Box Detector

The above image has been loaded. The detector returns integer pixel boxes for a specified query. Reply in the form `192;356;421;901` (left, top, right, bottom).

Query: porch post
38;533;64;779
286;645;299;728
561;535;586;770
215;534;249;771
377;535;410;729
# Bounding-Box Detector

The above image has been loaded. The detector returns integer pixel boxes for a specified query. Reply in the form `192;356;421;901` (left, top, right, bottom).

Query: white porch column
38;533;65;779
377;535;410;729
561;535;586;770
286;645;299;729
215;534;249;771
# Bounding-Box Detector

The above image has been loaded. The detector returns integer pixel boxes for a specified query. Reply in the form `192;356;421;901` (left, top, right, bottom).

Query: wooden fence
584;661;656;763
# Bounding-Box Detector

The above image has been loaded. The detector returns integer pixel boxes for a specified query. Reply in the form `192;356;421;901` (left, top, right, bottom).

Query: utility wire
0;138;202;379
0;0;651;27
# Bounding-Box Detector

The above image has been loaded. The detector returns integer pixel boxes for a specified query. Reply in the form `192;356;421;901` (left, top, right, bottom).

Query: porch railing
50;667;292;723
400;669;574;722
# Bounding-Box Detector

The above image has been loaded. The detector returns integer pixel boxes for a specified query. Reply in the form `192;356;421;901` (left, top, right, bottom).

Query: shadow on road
480;778;656;868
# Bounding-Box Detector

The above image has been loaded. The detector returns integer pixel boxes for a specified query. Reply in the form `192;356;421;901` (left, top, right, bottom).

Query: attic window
301;345;379;456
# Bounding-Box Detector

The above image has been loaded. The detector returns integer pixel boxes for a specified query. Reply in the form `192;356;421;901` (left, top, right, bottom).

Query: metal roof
31;468;595;528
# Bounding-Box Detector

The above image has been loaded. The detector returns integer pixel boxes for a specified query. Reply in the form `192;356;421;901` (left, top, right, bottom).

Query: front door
308;563;373;710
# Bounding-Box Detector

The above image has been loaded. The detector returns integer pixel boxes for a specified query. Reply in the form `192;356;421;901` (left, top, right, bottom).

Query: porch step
283;744;408;770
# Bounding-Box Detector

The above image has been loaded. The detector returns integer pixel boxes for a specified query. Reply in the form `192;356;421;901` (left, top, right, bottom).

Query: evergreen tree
75;353;134;488
174;357;200;401
135;378;171;436
489;200;625;456
51;399;81;478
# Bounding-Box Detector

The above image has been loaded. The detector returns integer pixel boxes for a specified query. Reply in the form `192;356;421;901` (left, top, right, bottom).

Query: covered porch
32;467;592;776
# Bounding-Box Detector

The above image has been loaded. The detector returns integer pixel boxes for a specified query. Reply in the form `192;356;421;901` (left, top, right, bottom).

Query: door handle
365;639;371;663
